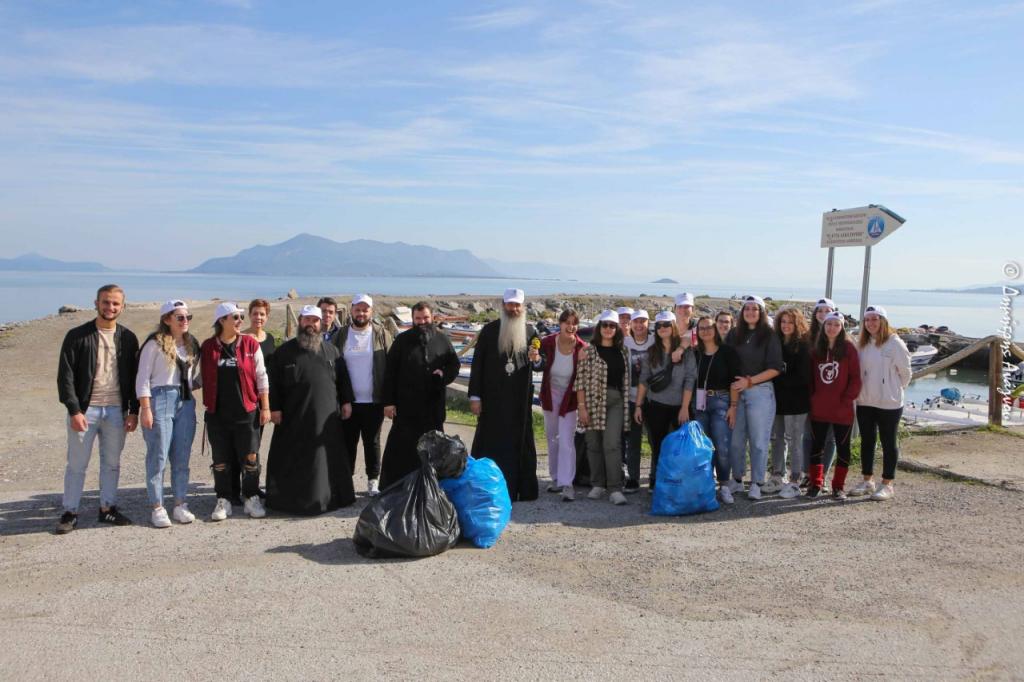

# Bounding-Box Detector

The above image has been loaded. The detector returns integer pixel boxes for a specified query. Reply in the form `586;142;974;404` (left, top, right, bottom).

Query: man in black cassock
266;306;356;515
468;288;544;501
379;301;460;488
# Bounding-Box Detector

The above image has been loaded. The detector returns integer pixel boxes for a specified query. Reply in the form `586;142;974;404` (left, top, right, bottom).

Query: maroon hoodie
809;340;862;425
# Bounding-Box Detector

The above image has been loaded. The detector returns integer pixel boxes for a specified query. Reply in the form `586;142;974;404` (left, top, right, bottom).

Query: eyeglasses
174;314;193;322
698;325;715;332
599;322;618;329
654;322;673;329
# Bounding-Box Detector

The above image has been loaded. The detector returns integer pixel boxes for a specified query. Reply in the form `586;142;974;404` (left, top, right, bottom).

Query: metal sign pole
859;245;872;327
825;247;835;298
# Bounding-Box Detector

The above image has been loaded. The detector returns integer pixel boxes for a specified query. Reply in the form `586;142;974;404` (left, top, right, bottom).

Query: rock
286;288;299;300
469;301;488;314
58;305;80;314
445;301;460;309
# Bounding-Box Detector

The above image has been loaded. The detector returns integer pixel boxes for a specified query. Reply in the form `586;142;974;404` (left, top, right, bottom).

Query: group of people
538;293;913;507
55;283;911;534
54;285;547;532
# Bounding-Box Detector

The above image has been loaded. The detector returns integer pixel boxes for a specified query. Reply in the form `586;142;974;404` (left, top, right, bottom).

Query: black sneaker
623;479;640;494
805;486;821;498
798;476;810;489
832;489;847;500
230;496;244;507
256;487;267;500
56;511;78;534
97;506;133;526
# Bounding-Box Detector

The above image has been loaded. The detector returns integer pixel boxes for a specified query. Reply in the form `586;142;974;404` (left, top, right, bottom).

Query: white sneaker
151;507;171;529
561;485;575;502
748;482;762;500
870;483;895;501
587;486;606;500
761;476;783;494
210;497;233;521
849;480;877;497
719;485;735;505
367;479;380;497
609;491;628;505
244;495;266;518
172;503;195;524
779;483;801;499
727;479;744;494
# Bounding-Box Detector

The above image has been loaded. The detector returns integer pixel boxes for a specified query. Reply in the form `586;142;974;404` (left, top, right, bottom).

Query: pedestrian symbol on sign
867;216;885;239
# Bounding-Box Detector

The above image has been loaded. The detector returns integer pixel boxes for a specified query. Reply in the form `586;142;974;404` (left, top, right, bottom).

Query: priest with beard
266;305;356;515
379;301;461;487
469;288;545;501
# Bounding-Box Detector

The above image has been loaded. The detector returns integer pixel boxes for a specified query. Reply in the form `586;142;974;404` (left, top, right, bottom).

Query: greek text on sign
821;205;906;248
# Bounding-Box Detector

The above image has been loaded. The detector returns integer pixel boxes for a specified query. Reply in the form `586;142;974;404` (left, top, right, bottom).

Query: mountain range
0;252;109;272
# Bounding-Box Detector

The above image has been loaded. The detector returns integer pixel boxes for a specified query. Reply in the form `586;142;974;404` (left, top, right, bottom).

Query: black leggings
857;405;902;480
646;401;680;488
810;421;853;471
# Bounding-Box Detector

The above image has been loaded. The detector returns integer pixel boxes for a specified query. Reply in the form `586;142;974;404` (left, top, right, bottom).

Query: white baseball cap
864;305;888;319
212;301;244;327
351;294;373;308
630;309;649;321
159;299;188;316
743;295;766;310
815;297;836;311
299;304;322;319
674;292;695;307
503;288;525;304
823;311;844;323
616;306;634;316
654;311;675;323
597;309;618;324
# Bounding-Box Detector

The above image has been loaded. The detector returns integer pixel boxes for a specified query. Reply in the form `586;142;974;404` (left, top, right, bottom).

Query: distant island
0;253;109;272
913;286;1007;295
651;277;678;284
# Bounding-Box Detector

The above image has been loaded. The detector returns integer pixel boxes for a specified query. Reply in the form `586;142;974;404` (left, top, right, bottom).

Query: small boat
910;344;938;367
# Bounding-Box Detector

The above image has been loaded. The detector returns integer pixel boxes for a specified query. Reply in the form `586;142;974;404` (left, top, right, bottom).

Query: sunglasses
599;322;618;329
174;314;193;322
654;322;673;329
227;314;245;322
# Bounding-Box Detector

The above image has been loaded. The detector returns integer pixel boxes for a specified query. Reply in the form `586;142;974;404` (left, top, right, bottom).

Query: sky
0;0;1022;289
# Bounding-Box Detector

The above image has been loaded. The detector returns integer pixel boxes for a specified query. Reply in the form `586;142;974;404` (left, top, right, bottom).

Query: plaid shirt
574;344;631;433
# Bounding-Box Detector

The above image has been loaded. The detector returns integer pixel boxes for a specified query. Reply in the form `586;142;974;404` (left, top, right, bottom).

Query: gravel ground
2;306;1024;680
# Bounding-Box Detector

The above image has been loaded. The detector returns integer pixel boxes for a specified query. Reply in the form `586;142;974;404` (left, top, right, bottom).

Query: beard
498;308;527;357
351;316;370;329
298;326;322;351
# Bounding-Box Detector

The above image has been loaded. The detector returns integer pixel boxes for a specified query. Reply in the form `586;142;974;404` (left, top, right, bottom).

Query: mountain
189;234;503;278
0;252;109;272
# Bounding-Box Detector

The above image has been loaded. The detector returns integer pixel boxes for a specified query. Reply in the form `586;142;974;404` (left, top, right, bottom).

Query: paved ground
2;306;1024;680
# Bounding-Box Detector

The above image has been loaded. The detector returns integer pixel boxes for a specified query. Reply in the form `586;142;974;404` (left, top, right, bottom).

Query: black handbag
648;354;675;393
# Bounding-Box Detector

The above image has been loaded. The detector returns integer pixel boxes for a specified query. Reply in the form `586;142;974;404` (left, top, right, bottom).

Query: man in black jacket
55;284;140;534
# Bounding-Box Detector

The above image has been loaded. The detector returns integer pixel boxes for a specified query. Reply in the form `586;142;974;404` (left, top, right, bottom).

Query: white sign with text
821;205;906;248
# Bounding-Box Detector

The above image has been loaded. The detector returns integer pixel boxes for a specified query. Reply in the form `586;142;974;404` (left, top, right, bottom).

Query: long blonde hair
858;315;893;348
154;314;197;368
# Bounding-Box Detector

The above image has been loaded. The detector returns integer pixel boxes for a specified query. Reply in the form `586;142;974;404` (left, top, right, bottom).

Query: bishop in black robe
266;333;356;515
379;322;460;487
468;311;544;502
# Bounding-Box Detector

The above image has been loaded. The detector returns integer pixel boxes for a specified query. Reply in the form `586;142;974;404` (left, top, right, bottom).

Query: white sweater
857;335;912;409
136;338;202;399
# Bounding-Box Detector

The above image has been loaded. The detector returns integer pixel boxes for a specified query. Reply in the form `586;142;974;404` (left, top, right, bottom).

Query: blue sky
0;0;1021;288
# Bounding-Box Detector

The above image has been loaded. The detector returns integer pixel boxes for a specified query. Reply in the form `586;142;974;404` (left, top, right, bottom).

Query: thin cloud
454;7;541;30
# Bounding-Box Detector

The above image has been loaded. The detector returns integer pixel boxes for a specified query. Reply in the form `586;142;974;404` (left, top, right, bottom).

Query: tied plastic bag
353;453;460;558
417;430;468;479
438;456;512;549
650;421;720;516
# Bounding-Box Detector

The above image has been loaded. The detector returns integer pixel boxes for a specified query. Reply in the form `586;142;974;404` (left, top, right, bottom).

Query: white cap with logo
351;294;373;308
654;311;675;323
616;306;634;316
159;299;188;316
674;292;695;307
212;301;244;327
299;304;322;319
597;309;618;324
503;288;525;304
630;309;649;321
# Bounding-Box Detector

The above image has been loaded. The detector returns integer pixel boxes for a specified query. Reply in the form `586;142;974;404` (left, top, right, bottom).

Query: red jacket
200;335;261;414
538;334;585;416
809;340;862;425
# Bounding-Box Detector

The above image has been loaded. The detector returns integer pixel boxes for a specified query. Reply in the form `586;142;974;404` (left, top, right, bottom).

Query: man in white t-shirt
622;309;654;492
333;294;393;496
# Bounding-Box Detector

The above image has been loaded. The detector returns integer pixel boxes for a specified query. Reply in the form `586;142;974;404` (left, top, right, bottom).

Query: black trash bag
416;430;468;479
352;453;460;559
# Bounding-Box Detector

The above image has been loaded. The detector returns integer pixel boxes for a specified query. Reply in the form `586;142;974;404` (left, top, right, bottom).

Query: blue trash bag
438;456;512;548
650;421;720;516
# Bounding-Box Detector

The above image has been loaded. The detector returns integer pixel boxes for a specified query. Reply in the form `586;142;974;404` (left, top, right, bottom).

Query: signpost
821;205;906;324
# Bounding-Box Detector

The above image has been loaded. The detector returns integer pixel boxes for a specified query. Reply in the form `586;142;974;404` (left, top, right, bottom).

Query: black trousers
857;405;903;480
207;412;260;500
645;401;679;488
809;421;853;470
343;402;384;480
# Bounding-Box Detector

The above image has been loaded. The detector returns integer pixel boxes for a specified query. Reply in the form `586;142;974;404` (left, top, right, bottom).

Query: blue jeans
63;405;126;512
142;386;196;507
695;393;732;483
729;383;776;485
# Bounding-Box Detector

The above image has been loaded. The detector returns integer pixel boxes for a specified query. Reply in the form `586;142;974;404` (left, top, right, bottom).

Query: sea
2;270;1020;403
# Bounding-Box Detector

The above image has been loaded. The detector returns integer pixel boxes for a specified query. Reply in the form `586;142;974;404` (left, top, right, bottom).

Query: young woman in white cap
804;297;838;487
807;312;862;498
200;302;271;521
575;310;631;505
622;308;654;491
616;306;635;337
636;312;695;490
136;300;201;528
771;307;812;499
673;293;698;350
538;309;585;501
683;315;741;502
725;295;783;500
850;305;912;501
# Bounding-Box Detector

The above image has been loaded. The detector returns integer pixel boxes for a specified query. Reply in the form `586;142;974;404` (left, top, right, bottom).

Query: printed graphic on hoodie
818;355;839;385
